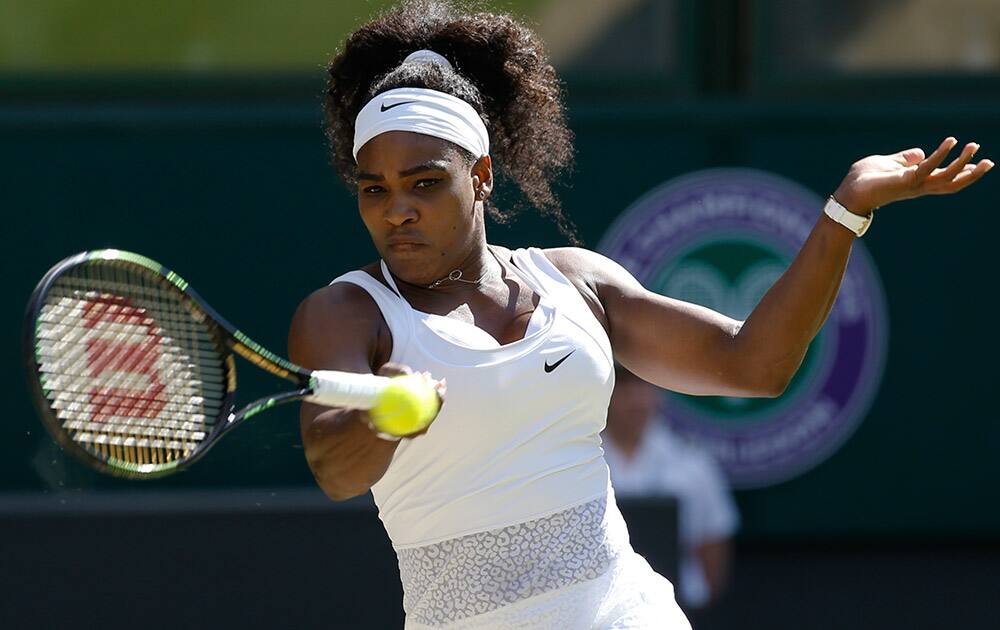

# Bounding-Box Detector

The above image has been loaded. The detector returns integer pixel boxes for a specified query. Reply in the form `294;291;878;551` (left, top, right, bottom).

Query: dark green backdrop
4;90;998;540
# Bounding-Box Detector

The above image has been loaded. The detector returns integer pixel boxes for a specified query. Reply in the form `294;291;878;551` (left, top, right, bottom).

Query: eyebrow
357;159;451;182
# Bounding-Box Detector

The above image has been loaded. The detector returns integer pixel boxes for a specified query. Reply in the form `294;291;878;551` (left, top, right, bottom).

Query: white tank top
331;248;690;628
331;247;615;548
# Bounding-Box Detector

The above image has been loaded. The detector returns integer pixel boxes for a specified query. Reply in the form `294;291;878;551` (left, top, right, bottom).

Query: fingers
377;362;412;377
378;363;447;401
929;158;994;194
379;364;446;396
433;376;447;402
410;369;447;403
911;137;994;196
892;147;926;166
418;370;444;390
913;137;958;182
422;371;447;400
927;142;980;183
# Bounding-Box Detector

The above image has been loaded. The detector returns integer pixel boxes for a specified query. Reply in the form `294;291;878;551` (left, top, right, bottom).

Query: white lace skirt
396;495;691;629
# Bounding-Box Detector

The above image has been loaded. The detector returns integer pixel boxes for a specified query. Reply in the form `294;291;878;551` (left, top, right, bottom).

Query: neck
393;242;500;294
437;244;496;288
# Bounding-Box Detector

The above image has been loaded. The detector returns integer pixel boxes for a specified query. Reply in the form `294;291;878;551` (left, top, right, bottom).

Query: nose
384;200;418;227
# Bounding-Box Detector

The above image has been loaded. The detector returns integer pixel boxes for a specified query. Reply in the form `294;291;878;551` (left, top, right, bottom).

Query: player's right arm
288;282;399;501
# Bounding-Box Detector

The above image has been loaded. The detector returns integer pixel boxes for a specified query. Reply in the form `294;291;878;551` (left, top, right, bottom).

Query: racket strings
35;261;228;471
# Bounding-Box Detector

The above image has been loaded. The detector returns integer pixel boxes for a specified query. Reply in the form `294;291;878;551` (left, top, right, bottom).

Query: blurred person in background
604;364;739;610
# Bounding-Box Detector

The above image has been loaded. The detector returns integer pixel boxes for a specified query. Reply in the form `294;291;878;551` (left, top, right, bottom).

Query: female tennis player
288;2;992;627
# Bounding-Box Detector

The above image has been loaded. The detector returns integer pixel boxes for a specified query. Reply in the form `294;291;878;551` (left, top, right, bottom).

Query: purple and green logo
599;169;888;488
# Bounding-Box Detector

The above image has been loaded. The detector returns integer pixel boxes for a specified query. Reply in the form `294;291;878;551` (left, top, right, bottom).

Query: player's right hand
375;362;447;437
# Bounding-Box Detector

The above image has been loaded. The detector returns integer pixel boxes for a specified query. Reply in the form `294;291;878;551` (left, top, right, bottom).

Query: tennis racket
24;249;434;479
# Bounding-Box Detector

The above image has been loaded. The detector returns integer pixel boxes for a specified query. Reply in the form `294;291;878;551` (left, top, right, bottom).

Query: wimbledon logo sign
599;169;888;488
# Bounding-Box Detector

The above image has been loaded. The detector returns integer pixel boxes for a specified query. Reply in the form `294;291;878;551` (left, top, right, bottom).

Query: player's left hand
833;137;993;215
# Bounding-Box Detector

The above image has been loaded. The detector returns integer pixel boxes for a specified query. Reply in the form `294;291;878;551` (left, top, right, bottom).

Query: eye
361;185;385;194
414;178;441;189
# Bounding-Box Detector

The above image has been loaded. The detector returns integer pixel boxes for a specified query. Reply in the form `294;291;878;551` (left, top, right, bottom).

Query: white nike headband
352;52;490;161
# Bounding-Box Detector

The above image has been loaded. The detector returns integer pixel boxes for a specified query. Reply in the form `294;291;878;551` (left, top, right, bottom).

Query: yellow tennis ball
369;374;440;437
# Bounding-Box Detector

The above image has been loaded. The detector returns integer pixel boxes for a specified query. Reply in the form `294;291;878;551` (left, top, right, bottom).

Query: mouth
385;234;428;252
386;242;426;253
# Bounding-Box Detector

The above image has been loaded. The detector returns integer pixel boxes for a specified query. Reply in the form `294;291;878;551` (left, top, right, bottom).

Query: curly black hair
324;0;578;243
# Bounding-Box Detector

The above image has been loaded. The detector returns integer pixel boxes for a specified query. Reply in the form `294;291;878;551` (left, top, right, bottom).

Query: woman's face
355;131;491;285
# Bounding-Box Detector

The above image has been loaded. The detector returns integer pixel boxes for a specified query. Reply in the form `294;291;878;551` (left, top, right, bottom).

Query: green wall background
4;91;998;540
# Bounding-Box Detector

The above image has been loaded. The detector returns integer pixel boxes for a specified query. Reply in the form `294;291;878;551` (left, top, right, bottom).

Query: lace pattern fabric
397;496;620;627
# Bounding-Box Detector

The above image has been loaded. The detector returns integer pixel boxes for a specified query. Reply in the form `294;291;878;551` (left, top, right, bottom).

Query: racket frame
24;249;316;478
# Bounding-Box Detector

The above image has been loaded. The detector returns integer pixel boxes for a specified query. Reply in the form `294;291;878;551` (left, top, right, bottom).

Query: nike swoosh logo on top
381;101;415;112
544;350;576;373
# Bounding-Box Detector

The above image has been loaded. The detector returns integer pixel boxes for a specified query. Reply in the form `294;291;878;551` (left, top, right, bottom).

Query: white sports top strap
510;247;613;363
379;259;403;296
509;247;578;302
328;269;413;362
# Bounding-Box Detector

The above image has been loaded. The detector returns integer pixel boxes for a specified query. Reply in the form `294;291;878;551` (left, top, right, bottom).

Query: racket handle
306;370;392;409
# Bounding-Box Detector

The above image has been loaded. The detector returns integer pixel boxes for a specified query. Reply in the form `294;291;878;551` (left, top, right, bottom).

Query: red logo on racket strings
83;296;166;421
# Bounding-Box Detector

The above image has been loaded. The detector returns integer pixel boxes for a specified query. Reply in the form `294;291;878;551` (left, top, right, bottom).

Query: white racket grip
306;370;392;410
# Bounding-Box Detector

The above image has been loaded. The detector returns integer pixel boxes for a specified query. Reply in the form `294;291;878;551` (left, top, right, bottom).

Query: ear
470;155;493;201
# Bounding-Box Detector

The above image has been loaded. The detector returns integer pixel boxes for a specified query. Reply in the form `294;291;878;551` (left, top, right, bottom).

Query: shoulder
543;245;601;290
497;245;620;275
542;246;646;315
287;267;390;371
291;261;391;321
542;247;641;291
497;244;616;290
537;247;617;333
292;282;374;319
541;246;605;273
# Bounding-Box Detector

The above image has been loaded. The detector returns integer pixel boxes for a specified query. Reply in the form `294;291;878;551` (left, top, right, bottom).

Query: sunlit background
3;1;998;629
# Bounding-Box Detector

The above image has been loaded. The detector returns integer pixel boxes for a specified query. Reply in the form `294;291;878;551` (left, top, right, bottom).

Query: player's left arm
553;137;991;398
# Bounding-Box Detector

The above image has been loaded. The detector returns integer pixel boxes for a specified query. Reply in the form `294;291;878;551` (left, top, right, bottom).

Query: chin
382;246;437;284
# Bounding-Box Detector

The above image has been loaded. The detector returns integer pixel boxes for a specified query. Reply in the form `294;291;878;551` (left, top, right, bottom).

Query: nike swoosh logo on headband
381;101;415;112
